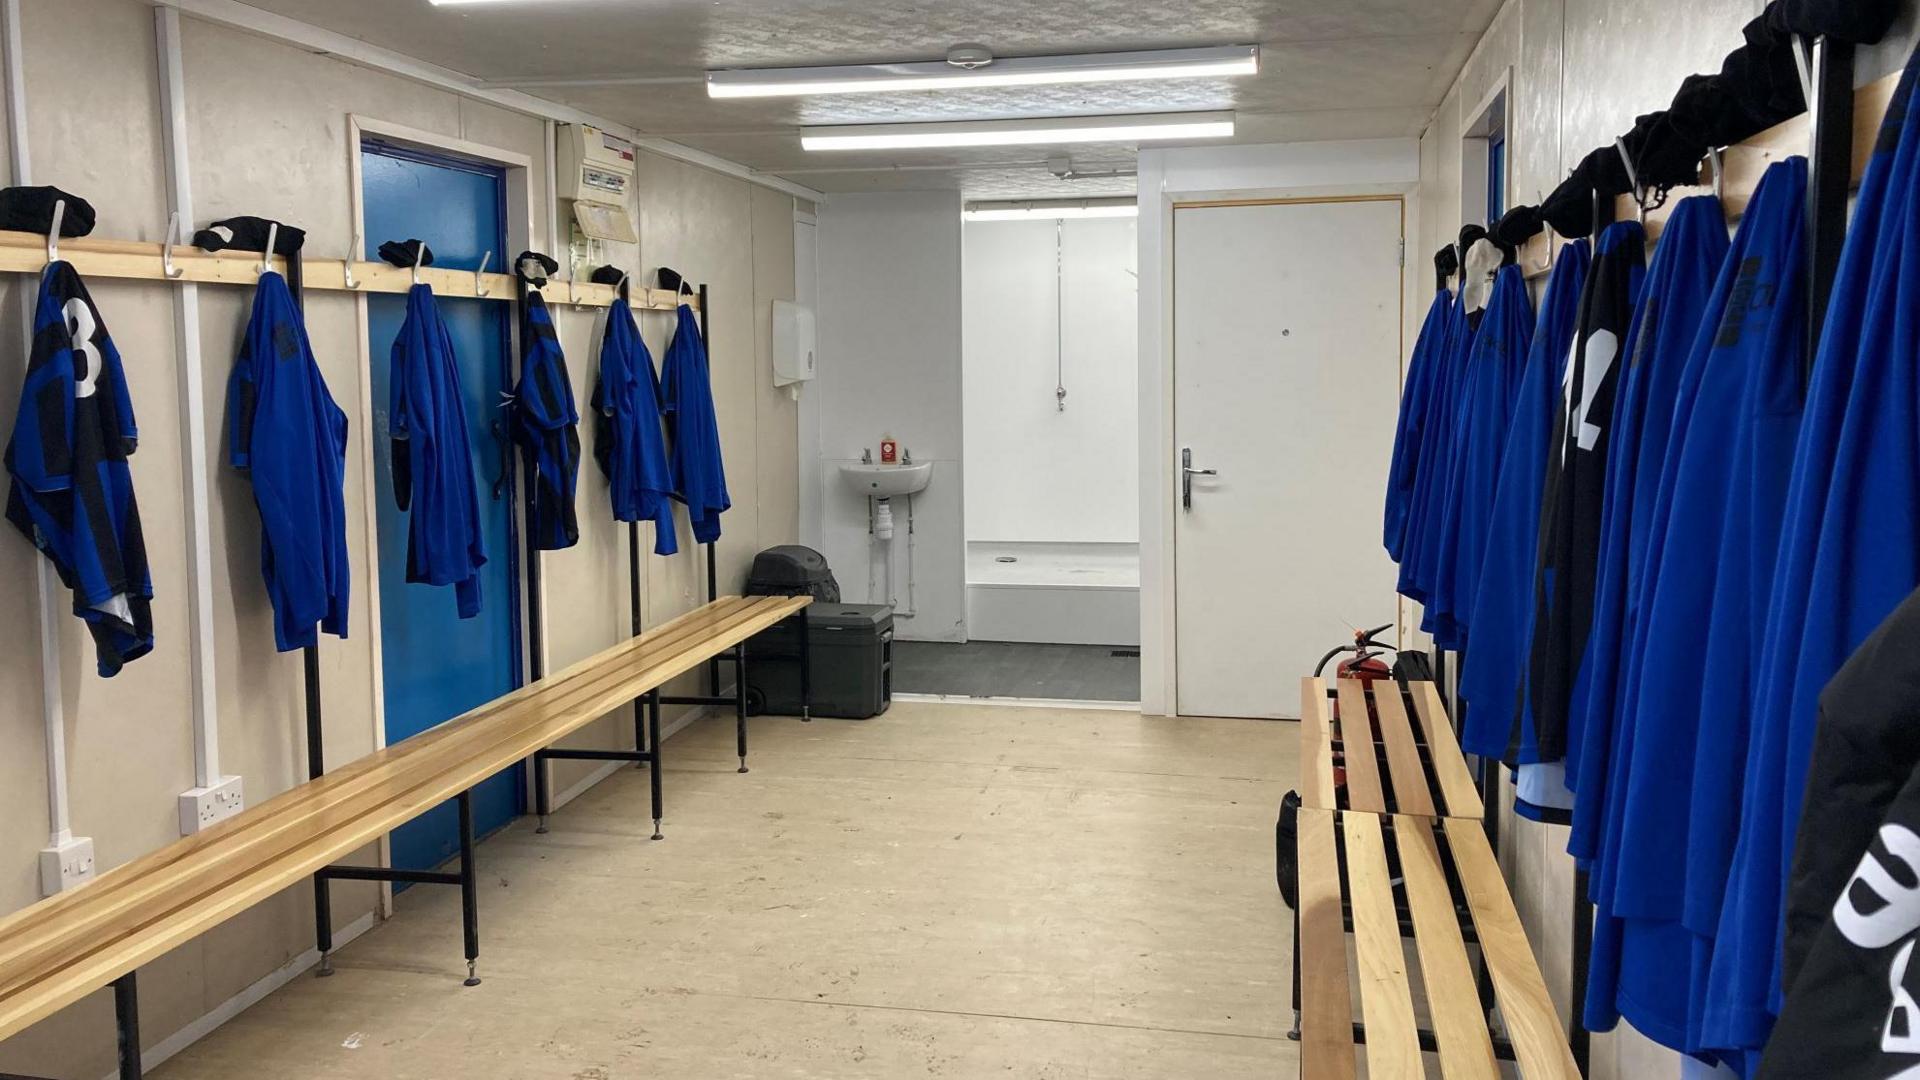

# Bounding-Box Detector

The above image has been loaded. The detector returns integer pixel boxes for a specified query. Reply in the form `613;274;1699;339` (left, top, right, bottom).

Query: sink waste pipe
866;494;916;619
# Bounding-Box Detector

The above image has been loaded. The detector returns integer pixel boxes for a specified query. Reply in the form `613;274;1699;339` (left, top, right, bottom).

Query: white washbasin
841;462;932;497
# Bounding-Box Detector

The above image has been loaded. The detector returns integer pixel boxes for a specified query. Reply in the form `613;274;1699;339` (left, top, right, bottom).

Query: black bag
1393;650;1435;685
746;545;841;602
1276;790;1301;909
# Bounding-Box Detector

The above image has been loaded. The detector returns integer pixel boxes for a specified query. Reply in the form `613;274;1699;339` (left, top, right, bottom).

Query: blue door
363;141;523;873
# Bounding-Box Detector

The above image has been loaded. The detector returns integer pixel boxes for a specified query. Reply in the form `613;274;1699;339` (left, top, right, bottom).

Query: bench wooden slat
1407;682;1483;819
0;596;773;989
1296;808;1355;1080
1370;685;1435;817
1443;818;1582;1080
1341;811;1421;1080
1333;680;1386;813
1394;815;1497;1079
0;595;761;951
0;595;809;1042
1299;678;1338;811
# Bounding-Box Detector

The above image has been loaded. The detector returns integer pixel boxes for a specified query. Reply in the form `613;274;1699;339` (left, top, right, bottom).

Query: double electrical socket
39;835;94;895
178;775;245;834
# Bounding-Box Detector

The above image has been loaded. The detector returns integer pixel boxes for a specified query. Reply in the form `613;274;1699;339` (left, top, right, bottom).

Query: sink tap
861;448;873;464
902;448;913;465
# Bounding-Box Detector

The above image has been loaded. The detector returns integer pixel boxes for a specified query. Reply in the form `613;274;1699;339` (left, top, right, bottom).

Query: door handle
1181;447;1218;511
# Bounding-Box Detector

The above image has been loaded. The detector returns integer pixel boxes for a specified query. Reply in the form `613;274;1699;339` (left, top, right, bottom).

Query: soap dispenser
879;433;898;465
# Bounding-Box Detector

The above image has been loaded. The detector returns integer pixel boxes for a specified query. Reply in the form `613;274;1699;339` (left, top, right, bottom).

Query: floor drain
995;556;1019;563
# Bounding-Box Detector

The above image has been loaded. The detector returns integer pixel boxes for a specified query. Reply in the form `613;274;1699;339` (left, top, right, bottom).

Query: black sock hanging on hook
0;186;95;238
589;263;630;301
1766;0;1899;45
514;251;559;289
377;239;433;270
1433;245;1459;293
1493;205;1545;250
196;216;307;304
1541;168;1599;240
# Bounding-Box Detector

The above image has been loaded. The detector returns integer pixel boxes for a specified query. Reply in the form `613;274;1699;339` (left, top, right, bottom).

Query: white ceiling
243;0;1502;200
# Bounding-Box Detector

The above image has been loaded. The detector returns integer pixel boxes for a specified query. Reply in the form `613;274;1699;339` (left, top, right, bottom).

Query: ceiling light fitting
800;111;1234;152
963;200;1139;221
707;45;1257;98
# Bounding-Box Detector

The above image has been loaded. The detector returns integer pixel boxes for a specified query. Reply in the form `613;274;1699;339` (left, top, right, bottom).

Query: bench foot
652;819;664;841
535;815;549;835
1288;1011;1301;1041
464;960;481;988
315;953;334;978
738;756;749;774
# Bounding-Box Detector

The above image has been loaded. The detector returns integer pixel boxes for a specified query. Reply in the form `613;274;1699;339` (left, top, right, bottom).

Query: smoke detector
946;44;994;69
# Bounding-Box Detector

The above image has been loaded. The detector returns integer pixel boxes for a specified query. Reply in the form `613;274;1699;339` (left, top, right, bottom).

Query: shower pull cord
1055;218;1067;411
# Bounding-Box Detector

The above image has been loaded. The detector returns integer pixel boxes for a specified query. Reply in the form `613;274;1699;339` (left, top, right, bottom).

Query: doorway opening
894;204;1142;703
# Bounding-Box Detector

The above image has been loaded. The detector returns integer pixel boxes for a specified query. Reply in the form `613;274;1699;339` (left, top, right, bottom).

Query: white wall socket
39;835;95;895
179;775;245;834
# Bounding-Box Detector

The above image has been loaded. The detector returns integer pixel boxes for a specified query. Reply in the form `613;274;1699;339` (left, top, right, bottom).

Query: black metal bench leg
797;608;812;722
1289;885;1302;1041
458;790;481;987
648;690;665;840
312;874;334;977
633;695;648;769
113;970;141;1080
533;749;552;834
735;641;750;773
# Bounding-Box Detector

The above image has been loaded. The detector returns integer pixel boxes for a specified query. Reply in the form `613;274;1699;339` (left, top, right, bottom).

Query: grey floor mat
892;640;1141;702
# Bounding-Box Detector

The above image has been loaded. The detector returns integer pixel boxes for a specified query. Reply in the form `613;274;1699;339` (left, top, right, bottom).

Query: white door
1173;199;1403;718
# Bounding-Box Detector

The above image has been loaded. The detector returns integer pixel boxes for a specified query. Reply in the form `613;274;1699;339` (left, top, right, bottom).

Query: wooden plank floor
146;702;1296;1079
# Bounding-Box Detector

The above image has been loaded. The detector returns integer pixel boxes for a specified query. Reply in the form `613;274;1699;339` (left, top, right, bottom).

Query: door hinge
1398;238;1406;267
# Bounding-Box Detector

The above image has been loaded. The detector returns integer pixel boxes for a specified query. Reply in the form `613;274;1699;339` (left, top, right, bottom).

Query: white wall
1136;138;1423;717
809;191;965;640
963;217;1138;545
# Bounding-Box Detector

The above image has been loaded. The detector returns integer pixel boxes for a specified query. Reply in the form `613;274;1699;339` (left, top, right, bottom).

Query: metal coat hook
260;222;278;276
1792;35;1816;111
1534;190;1553;273
1709;148;1725;202
474;250;492;297
615;269;631;302
411;239;425;287
1614;137;1646;224
343;230;361;289
567;261;588;311
46;199;64;265
162;211;184;279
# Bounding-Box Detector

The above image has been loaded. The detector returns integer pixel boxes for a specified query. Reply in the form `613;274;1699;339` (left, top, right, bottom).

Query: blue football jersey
228;270;350;652
5;262;153;675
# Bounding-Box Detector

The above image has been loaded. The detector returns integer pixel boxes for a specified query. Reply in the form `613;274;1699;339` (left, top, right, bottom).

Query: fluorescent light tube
709;46;1257;98
802;112;1234;152
964;202;1139;221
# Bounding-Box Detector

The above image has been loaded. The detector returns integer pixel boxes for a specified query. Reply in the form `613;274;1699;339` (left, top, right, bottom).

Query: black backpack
745;545;841;602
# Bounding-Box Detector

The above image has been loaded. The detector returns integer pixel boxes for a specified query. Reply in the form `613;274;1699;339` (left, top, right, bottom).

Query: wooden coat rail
1520;66;1900;278
0;229;699;312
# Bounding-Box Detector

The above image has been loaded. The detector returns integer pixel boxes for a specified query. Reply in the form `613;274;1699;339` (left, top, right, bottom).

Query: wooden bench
0;594;810;1079
1293;676;1579;1079
1299;674;1483;820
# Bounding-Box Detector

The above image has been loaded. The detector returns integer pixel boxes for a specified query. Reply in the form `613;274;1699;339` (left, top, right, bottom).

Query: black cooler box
745;603;892;719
